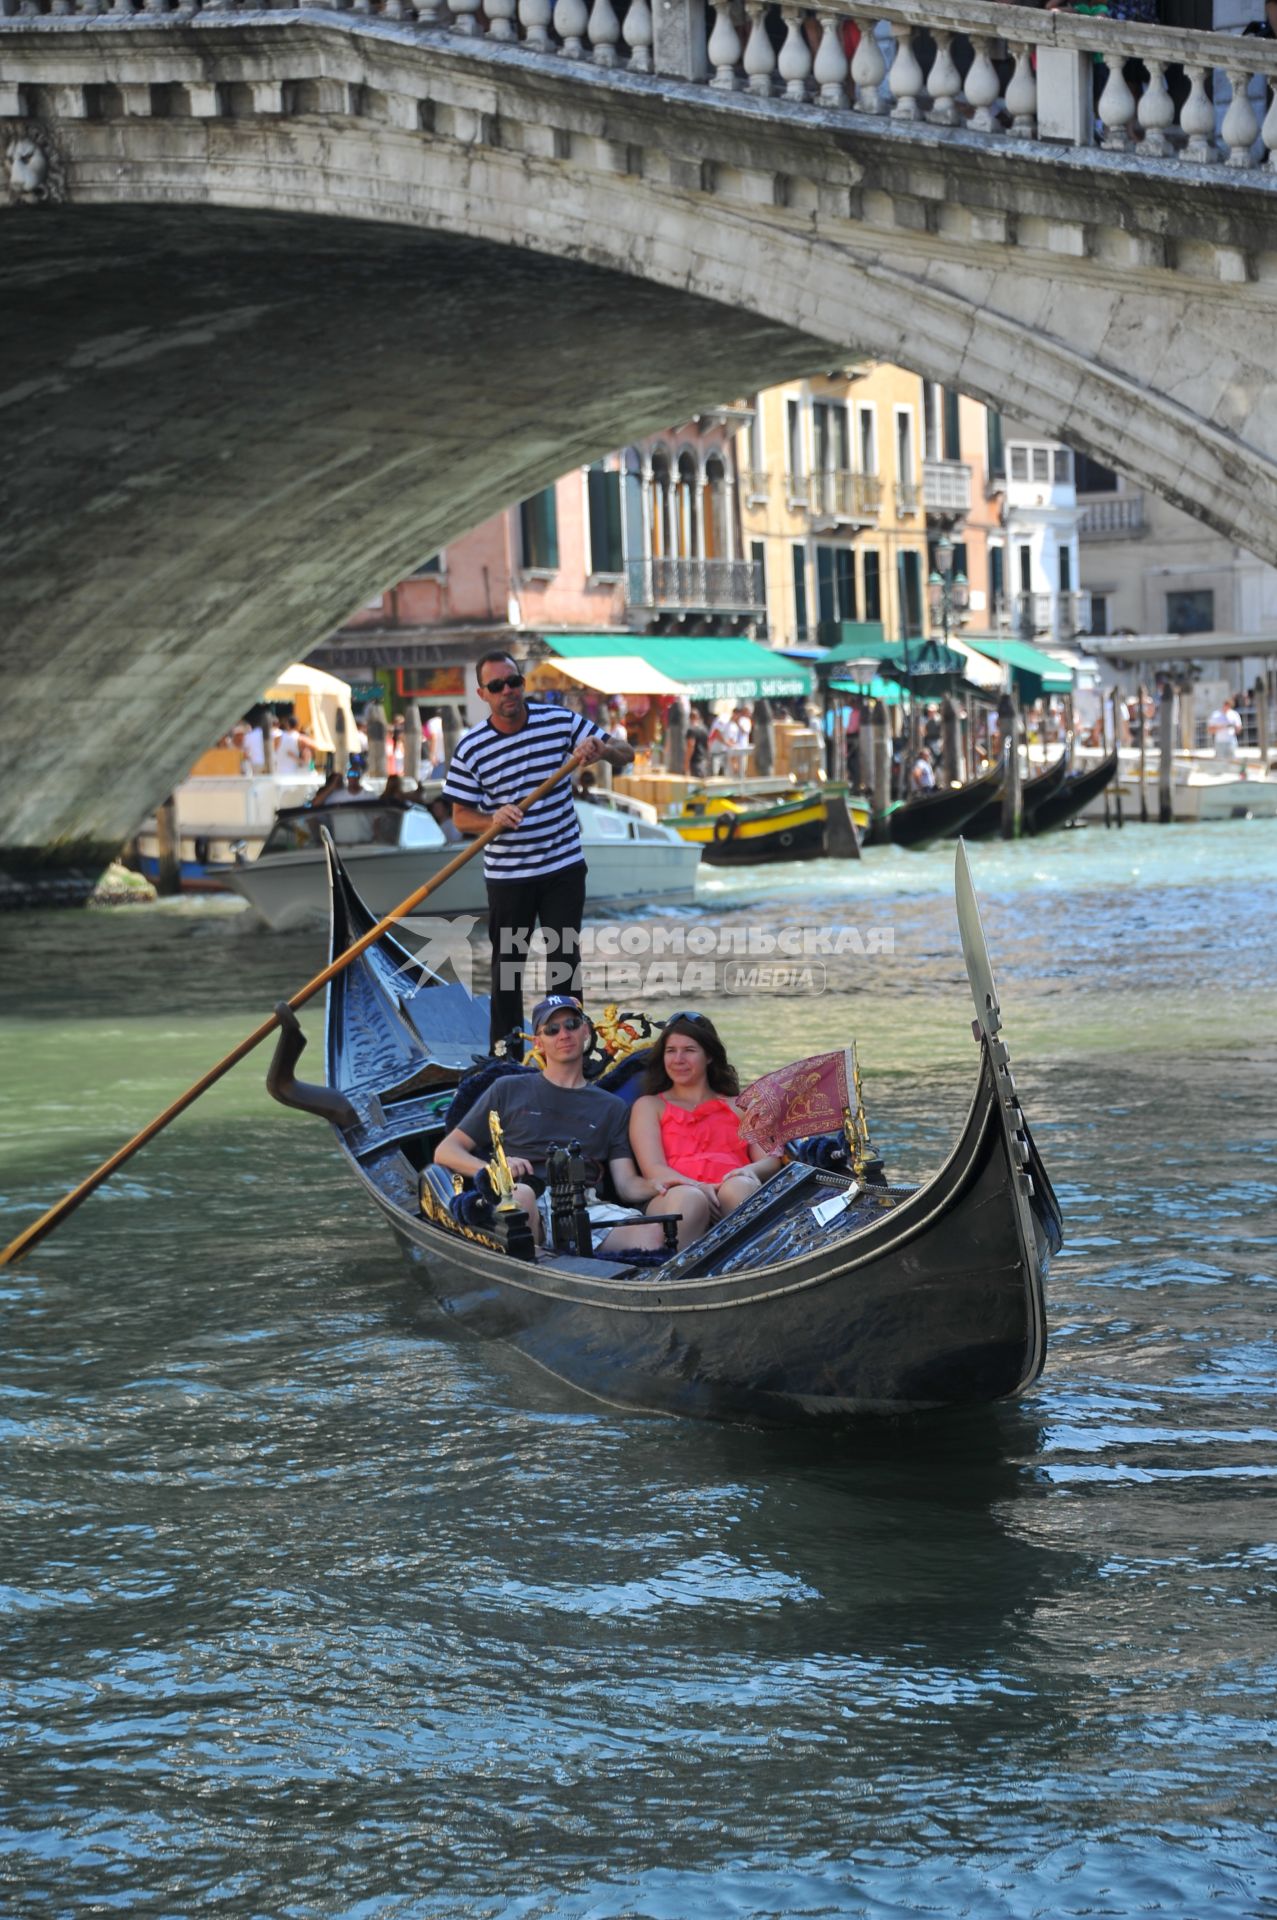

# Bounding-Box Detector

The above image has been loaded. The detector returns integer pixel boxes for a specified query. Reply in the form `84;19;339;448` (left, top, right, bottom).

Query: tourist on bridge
442;651;634;1056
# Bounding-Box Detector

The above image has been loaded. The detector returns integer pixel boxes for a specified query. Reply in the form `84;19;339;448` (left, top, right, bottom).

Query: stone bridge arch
1;5;1275;873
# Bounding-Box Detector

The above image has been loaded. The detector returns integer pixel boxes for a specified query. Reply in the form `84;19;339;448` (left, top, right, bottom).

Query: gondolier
444;651;635;1054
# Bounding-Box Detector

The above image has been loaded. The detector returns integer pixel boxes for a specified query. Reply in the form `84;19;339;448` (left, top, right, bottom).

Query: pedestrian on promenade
1207;695;1243;760
443;651;635;1056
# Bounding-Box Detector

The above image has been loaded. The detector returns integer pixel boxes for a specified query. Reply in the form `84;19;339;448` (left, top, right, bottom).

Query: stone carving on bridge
4;123;67;207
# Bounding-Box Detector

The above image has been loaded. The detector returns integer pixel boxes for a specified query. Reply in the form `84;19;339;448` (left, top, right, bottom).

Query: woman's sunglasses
540;1013;586;1037
481;674;525;693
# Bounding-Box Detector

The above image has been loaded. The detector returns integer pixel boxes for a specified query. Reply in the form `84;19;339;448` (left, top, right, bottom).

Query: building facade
315;411;764;724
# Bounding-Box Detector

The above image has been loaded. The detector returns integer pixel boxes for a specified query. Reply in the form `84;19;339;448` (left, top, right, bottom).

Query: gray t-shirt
455;1073;632;1185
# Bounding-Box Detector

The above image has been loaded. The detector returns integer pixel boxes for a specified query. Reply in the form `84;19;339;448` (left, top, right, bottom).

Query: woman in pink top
630;1013;783;1237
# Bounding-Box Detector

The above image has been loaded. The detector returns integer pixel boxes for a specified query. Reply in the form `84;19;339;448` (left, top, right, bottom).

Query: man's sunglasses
540;1013;586;1037
481;674;525;694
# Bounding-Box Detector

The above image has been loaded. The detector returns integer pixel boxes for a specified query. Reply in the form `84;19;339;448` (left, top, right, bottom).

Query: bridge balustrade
3;0;1274;178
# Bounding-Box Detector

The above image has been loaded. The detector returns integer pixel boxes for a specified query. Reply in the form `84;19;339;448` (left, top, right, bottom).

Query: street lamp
928;532;970;646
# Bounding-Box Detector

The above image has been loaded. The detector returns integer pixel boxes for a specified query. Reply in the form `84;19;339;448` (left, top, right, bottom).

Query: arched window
650;449;673;559
676;450;699;558
703;455;730;560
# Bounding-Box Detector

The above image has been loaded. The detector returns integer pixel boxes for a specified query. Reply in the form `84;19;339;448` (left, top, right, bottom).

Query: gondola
265;838;1062;1426
868;756;1006;850
1029;748;1119;834
962;750;1070;840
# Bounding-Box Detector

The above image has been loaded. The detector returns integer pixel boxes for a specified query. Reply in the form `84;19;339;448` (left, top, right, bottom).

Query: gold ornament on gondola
487;1111;520;1212
594;1003;643;1060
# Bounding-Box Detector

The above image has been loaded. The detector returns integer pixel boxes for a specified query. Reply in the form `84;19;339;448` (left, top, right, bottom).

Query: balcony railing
784;469;882;521
1078;495;1146;538
895;481;921;517
1011;590;1094;638
744;468;771;500
627;556;765;613
923;460;972;514
811;469;881;521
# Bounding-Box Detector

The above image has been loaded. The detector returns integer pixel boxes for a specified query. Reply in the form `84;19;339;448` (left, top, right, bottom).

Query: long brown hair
643;1013;739;1097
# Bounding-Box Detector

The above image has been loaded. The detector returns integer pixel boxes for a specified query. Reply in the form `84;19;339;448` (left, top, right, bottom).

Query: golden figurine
487;1110;520;1212
594;1003;642;1060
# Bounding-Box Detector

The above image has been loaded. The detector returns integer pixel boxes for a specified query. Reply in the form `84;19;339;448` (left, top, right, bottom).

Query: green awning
815;621;888;661
828;677;902;705
814;631;968;680
966;636;1074;698
538;634;811;701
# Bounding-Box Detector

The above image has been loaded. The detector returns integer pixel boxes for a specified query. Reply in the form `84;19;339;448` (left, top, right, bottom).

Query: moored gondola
1029;749;1119;834
962;749;1070;840
869;757;1006;850
265;838;1062;1425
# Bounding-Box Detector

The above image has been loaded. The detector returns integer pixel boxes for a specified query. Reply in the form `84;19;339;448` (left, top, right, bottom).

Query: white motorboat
226;790;703;929
1068;748;1277;823
131;663;357;886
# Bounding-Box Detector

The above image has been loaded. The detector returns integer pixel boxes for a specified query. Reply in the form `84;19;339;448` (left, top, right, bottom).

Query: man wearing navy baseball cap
435;996;693;1253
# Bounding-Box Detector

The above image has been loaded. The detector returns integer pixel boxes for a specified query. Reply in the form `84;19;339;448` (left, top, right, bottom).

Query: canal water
2;823;1275;1919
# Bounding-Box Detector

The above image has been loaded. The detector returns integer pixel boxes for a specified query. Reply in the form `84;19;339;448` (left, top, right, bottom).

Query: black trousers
486;861;587;1056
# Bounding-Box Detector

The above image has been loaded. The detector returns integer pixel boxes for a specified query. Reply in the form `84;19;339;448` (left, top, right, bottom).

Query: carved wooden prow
265;1001;359;1129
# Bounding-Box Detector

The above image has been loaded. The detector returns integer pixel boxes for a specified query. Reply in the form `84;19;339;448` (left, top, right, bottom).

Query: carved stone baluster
1097;56;1136;150
555;0;588;54
708;0;743;88
1005;42;1036;137
449;0;484;32
888;23;924;121
778;6;812;100
813;10;848;107
1220;67;1259;168
965;35;1000;133
485;0;517;35
1137;57;1175;157
623;0;652;67
743;1;776;96
415;0;442;23
1264;83;1277;169
850;16;886;115
520;0;553;48
589;0;620;63
926;28;961;127
1180;64;1220;164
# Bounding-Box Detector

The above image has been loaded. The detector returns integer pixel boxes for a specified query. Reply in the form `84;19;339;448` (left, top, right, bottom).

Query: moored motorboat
229;790;702;929
264;838;1062;1425
667;787;871;864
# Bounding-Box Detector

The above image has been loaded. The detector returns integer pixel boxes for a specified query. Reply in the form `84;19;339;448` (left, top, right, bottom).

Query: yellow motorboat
668;787;869;863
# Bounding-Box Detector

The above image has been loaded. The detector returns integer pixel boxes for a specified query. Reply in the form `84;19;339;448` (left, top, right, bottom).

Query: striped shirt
442;700;607;882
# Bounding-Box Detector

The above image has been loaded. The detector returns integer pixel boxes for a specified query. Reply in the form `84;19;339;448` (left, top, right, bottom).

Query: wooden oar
0;754;582;1269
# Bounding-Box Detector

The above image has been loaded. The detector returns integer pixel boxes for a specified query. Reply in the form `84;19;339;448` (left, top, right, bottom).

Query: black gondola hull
1029;751;1119;833
303;841;1058;1426
871;761;1006;850
963;752;1070;840
341;1053;1055;1424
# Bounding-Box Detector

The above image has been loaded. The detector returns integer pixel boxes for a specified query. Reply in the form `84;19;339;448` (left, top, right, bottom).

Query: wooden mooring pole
1158;682;1175;824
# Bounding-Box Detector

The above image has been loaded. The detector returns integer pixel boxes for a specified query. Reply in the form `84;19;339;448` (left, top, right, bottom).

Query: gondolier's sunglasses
481;673;525;693
540;1013;586;1037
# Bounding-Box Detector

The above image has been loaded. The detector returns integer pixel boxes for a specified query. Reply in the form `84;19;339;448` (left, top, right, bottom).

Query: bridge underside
0;205;828;887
